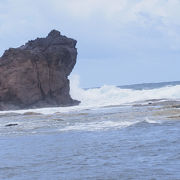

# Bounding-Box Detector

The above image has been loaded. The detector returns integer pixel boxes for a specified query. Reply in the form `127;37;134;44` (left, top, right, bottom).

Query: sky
0;0;180;88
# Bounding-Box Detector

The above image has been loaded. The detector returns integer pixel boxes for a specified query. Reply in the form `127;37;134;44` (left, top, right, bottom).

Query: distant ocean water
1;79;180;179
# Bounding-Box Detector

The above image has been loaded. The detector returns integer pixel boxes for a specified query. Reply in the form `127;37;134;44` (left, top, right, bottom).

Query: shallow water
0;101;180;179
1;81;180;179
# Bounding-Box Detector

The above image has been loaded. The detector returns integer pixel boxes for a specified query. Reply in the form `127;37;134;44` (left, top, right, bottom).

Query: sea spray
70;74;180;107
1;75;180;115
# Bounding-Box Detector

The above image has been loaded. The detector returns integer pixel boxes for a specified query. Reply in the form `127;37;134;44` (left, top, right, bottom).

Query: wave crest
70;75;180;107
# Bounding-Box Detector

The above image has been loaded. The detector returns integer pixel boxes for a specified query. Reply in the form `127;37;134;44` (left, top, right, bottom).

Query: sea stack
0;30;80;110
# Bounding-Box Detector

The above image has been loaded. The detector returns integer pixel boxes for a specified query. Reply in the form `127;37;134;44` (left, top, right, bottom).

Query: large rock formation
0;30;80;110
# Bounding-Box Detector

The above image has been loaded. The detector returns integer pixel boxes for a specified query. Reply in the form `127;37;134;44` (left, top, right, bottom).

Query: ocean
1;78;180;180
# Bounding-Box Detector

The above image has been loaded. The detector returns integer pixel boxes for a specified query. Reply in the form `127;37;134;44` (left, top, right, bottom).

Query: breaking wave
1;75;180;114
70;75;180;107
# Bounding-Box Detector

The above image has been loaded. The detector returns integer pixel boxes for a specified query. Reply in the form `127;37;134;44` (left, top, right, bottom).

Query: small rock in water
5;123;18;127
23;112;42;116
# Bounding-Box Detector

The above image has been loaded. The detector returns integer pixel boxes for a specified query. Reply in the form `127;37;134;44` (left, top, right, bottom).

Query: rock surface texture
0;30;80;110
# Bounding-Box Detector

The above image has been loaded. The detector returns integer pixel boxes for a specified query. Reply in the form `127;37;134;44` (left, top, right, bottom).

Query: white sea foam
1;75;180;115
59;120;138;132
70;75;180;107
145;117;160;124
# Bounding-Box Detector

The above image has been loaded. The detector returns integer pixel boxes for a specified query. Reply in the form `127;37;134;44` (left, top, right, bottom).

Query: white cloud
0;0;180;52
50;0;180;25
49;0;180;49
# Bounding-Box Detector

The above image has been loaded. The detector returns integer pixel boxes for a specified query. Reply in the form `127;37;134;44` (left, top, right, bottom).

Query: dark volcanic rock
5;123;18;127
0;30;80;110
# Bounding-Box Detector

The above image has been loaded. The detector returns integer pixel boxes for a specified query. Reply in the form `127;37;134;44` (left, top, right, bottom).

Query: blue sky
0;0;180;88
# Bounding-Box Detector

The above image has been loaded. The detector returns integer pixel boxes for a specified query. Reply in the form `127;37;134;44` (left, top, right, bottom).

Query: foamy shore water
1;75;180;115
1;78;180;179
